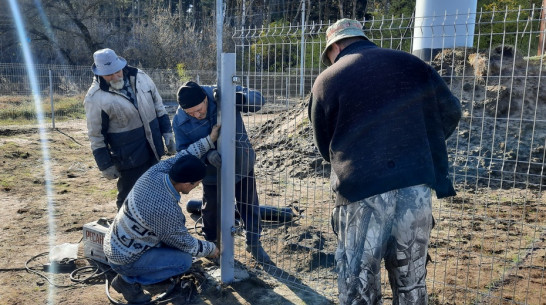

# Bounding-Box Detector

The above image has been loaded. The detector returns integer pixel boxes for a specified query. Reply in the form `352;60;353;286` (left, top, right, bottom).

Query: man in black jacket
309;19;462;304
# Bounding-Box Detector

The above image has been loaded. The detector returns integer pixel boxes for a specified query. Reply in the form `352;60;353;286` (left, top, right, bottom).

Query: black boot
111;274;152;304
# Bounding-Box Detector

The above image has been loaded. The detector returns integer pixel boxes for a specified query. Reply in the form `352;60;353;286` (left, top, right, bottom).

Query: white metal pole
219;53;236;283
215;0;224;277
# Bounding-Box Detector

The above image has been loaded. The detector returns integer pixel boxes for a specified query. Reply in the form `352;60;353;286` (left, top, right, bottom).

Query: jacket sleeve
308;93;331;162
236;86;266;113
172;110;196;151
159;214;216;257
83;94;113;170
158;114;172;135
429;67;462;139
152;135;216;174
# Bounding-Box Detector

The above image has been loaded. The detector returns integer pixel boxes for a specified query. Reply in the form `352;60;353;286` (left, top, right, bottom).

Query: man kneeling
103;125;220;304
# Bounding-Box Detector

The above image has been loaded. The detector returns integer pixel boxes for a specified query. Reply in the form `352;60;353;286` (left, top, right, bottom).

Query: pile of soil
252;100;330;179
432;46;546;189
251;46;546;190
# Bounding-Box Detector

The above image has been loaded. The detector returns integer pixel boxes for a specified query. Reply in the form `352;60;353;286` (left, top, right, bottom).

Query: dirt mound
252;100;330;179
251;48;546;189
432;46;546;189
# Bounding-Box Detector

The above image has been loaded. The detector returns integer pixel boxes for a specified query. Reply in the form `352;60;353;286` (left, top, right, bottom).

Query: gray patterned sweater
103;135;216;265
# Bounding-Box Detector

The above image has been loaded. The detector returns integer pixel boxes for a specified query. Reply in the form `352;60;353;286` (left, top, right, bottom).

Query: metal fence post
219;52;236;284
539;0;546;55
49;69;55;129
299;0;305;97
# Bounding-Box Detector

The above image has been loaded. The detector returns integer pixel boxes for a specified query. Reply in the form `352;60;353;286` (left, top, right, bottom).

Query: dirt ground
1;117;545;305
1;47;545;305
0;119;338;305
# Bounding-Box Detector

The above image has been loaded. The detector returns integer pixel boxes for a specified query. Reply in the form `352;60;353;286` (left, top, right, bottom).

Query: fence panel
0;65;215;122
234;6;545;305
0;6;544;304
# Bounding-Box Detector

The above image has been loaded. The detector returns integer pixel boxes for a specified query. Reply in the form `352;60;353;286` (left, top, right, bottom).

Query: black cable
70;259;111;284
25;252;78;288
25;248;111;287
26;250;182;304
0;267;27;271
192;215;205;236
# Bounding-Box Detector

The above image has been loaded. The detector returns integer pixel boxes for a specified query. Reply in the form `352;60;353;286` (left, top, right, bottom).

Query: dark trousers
201;171;261;245
116;158;158;210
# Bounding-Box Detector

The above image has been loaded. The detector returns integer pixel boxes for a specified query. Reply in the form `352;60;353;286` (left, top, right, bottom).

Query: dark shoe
111;274;152;304
246;243;273;265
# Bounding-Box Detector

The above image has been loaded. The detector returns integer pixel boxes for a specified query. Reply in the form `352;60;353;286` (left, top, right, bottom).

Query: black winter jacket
309;40;462;204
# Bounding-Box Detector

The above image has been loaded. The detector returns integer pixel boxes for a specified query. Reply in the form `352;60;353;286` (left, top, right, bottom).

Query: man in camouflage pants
332;185;433;304
309;19;461;304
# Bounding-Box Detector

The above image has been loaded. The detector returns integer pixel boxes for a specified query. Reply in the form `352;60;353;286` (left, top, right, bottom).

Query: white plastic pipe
413;0;478;61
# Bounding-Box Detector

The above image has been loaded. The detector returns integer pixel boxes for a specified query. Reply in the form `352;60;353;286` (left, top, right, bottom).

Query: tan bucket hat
321;19;369;66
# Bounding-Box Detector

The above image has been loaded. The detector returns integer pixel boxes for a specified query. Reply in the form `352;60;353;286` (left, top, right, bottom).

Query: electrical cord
193;215;205;236
70;259;111;284
26;251;180;304
0;267;27;271
25;252;109;288
25;252;73;288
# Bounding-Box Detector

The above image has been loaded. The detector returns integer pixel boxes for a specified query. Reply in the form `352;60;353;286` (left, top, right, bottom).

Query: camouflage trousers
332;185;433;305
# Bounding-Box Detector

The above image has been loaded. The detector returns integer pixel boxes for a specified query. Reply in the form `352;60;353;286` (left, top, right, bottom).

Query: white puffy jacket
84;66;172;171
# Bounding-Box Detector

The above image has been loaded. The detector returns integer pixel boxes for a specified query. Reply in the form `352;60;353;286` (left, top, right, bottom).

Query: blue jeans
109;246;192;285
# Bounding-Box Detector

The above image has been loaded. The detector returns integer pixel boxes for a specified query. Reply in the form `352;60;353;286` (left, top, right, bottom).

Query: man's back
310;41;461;202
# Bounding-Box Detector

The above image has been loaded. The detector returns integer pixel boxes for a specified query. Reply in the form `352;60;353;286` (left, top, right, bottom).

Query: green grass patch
0;175;15;190
0;95;86;124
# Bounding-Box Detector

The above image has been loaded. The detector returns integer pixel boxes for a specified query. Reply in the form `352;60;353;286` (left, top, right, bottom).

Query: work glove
207;150;222;168
213;88;219;102
163;133;176;154
236;92;247;105
101;165;120;180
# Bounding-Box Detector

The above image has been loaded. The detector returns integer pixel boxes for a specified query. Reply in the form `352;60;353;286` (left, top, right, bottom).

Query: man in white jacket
84;48;176;209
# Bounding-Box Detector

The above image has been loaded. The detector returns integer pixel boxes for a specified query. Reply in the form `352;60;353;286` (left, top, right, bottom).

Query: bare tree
337;0;344;18
1;0;381;65
14;0;112;64
125;6;217;70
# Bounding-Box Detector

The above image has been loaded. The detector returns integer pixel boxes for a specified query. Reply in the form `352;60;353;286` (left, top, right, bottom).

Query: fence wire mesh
232;7;545;305
0;6;545;305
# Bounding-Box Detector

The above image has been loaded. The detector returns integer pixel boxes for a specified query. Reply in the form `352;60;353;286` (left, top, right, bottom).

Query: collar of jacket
96;65;139;92
164;174;181;202
334;39;378;64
